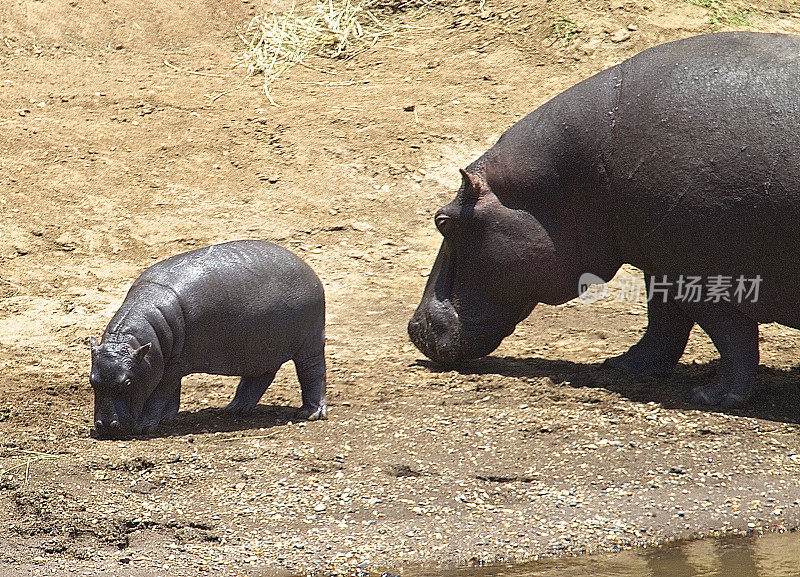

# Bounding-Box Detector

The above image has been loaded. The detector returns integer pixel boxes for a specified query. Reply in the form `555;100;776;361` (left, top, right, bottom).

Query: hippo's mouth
408;299;461;365
93;414;160;439
408;300;520;366
92;395;138;439
92;414;136;439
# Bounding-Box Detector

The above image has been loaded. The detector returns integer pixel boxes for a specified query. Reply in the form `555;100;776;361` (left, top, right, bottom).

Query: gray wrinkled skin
409;32;800;409
90;240;327;438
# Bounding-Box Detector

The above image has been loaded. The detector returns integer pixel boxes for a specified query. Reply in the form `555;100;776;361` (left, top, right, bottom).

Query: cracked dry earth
2;0;800;575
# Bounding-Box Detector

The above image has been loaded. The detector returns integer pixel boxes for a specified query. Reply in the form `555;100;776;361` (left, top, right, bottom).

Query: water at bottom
411;532;800;577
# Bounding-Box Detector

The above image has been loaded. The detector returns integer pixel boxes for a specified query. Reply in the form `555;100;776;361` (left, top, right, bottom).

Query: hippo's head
89;336;153;438
408;168;586;366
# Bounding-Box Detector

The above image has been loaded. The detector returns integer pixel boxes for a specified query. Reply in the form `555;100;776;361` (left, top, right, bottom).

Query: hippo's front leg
685;301;759;409
137;370;182;434
605;273;695;376
294;341;327;421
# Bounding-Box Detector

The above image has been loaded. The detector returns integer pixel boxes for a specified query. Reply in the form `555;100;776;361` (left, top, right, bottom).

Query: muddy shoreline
2;0;800;574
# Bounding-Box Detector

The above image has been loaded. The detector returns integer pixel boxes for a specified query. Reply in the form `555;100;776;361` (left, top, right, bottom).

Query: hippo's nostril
109;419;120;429
94;420;104;429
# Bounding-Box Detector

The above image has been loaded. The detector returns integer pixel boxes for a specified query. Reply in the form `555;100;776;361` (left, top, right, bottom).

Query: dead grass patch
238;0;402;104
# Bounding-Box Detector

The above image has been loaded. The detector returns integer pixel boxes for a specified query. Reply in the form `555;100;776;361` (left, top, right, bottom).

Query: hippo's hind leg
605;272;694;376
684;300;759;409
224;371;277;415
294;337;327;421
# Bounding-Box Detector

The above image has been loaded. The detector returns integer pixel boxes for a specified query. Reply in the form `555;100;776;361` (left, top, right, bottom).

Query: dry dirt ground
2;0;800;575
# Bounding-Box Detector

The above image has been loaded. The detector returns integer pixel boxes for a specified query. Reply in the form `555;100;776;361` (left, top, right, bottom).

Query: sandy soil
2;0;800;574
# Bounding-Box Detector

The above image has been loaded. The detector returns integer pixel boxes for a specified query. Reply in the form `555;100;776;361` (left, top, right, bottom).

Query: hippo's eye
435;213;455;236
115;377;131;390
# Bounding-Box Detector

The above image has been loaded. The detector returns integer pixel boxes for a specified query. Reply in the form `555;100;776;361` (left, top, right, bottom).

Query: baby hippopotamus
90;240;327;438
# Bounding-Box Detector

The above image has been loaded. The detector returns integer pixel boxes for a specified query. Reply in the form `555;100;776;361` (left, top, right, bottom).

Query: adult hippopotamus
408;32;800;409
90;240;327;438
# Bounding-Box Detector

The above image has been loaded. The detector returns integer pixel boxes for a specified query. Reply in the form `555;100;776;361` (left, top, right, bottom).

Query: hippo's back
600;32;800;324
134;240;324;375
139;240;321;299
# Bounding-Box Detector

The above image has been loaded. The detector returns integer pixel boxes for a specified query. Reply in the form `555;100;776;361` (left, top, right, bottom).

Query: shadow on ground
157;404;303;438
415;356;800;424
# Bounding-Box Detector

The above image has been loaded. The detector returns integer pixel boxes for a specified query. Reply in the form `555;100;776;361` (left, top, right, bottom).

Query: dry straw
0;450;59;486
238;0;396;104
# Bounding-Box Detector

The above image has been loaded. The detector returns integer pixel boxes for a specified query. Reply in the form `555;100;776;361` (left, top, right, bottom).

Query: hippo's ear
459;168;485;201
131;342;151;365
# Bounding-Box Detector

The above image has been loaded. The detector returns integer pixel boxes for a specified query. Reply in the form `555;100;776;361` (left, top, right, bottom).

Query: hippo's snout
409;297;527;366
93;400;135;439
409;240;528;365
408;299;464;366
93;417;135;439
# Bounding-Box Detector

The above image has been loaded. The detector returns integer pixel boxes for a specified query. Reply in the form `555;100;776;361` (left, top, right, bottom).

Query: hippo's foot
225;373;276;416
689;378;752;409
606;281;693;378
136;411;177;436
299;402;328;421
604;348;678;378
136;419;162;436
682;300;758;410
223;397;257;416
